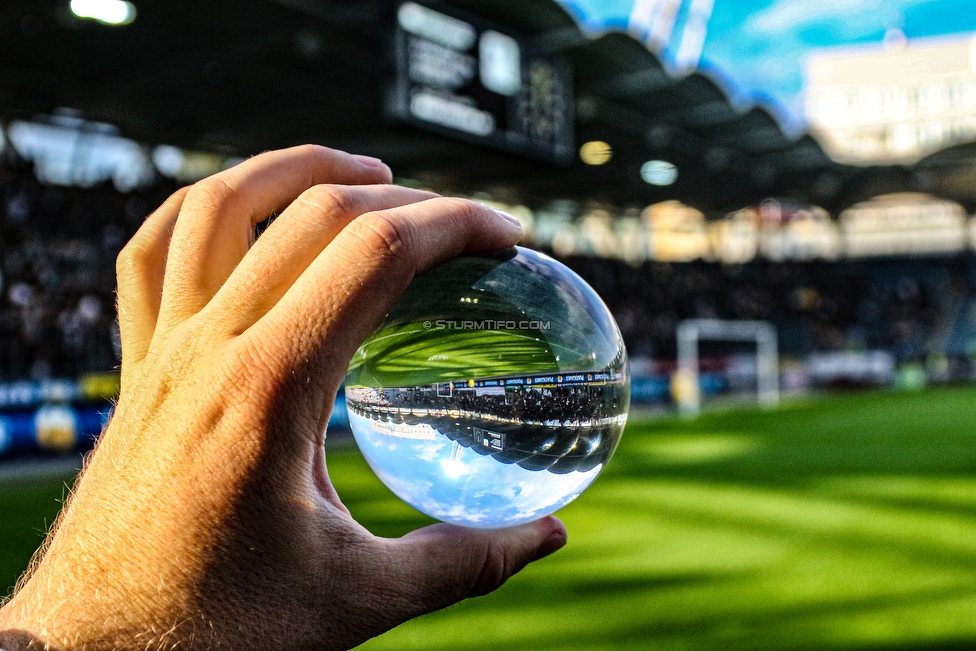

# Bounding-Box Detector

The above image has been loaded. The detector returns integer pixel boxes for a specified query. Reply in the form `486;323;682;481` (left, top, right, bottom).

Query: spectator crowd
561;252;974;363
0;156;177;380
2;154;975;382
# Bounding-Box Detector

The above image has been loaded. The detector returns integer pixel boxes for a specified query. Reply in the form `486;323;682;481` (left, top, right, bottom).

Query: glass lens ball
345;246;629;528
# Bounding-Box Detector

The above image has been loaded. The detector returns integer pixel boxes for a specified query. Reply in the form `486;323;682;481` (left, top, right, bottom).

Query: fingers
253;198;522;383
115;186;189;365
208;184;438;333
382;516;567;618
157;145;392;332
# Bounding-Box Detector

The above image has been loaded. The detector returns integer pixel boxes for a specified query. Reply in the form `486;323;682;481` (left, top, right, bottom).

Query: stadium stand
2;0;976;457
0;157;178;380
1;149;973;405
557;254;964;362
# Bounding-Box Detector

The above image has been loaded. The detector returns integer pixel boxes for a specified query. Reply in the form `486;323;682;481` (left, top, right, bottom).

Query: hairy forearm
0;597;211;651
0;505;211;651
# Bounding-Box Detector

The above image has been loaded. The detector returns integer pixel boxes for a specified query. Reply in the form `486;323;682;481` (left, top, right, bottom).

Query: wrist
0;570;209;651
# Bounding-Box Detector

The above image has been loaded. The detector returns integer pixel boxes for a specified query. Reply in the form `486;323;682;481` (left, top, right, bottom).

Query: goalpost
675;319;779;416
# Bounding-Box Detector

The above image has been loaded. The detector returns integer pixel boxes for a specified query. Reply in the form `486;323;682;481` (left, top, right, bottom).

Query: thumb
382;516;567;614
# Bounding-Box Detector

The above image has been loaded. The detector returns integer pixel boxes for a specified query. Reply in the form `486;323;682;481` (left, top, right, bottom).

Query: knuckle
468;541;510;597
184;176;236;215
292;144;339;174
115;239;146;276
436;197;483;223
115;192;187;277
300;183;358;217
116;238;160;282
294;143;331;159
347;211;409;263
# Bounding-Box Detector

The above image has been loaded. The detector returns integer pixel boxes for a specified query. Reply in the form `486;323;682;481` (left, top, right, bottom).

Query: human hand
0;145;567;651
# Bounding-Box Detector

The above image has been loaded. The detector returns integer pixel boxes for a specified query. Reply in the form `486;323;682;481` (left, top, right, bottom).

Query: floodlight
580;141;612;165
70;0;136;26
640;160;678;186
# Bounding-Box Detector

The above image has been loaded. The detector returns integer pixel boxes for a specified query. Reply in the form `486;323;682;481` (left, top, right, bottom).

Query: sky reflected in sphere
345;247;629;528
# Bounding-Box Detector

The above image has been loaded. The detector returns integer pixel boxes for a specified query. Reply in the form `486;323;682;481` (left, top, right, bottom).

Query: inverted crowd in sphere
346;247;630;528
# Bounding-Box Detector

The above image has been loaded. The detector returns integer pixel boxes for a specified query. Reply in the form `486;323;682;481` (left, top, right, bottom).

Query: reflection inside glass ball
345;246;629;528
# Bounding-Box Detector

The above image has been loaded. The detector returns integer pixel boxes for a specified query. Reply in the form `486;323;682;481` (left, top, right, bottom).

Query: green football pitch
3;386;976;650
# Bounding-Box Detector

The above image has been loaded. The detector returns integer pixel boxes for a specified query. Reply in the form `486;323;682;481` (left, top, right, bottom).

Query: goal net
674;319;779;416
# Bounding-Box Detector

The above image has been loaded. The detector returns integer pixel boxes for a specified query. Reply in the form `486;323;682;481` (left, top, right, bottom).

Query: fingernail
532;529;567;561
352;154;387;169
493;209;522;231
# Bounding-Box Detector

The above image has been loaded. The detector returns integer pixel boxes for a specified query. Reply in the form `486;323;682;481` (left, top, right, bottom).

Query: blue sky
555;0;976;133
349;411;601;527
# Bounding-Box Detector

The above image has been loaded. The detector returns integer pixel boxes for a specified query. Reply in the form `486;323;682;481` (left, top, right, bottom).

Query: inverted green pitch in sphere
345;247;630;528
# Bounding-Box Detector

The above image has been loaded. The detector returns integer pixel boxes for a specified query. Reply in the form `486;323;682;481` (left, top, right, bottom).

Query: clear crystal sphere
345;246;629;528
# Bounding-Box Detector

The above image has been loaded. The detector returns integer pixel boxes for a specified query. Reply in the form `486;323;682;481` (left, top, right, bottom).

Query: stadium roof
2;0;974;214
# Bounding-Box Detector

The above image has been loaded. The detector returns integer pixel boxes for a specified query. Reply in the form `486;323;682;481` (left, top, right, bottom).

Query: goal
675;319;779;416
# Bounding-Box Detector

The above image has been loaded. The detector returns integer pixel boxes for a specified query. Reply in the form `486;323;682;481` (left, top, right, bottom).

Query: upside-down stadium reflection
345;370;628;475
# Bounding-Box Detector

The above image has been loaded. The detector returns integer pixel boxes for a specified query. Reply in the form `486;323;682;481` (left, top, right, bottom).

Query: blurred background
2;0;976;648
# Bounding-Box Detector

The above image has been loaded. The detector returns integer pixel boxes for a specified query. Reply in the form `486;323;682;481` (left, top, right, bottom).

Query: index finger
157;145;392;331
245;198;522;429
